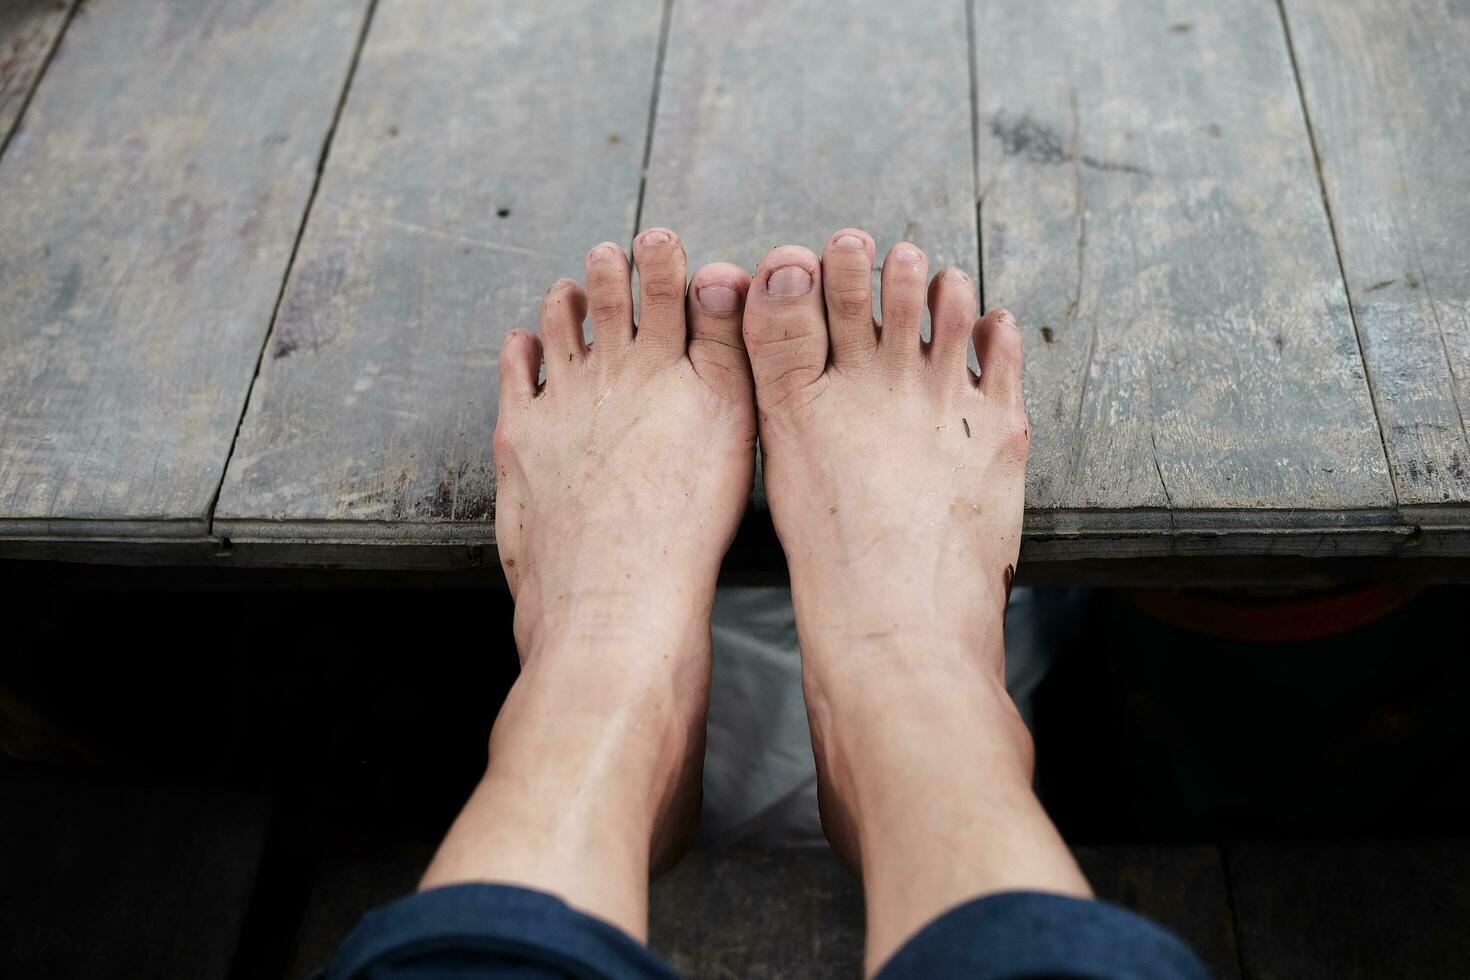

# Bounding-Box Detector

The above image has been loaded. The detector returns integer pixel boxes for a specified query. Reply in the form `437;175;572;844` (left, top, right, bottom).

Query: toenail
767;266;813;297
833;233;866;250
697;284;740;314
639;229;671;246
940;268;971;284
588;243;618;262
892;243;923;262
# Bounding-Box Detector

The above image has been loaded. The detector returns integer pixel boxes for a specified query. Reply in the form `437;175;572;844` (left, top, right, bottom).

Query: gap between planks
202;0;383;542
1273;0;1398;508
0;0;80;162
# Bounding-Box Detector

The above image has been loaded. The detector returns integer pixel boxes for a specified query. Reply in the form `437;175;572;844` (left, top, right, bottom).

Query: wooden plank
0;0;371;538
1282;0;1470;509
0;0;73;150
286;833;435;979
213;0;665;541
975;0;1393;517
649;848;866;980
1228;839;1470;979
650;845;1239;979
641;0;976;299
0;768;274;979
1075;844;1241;980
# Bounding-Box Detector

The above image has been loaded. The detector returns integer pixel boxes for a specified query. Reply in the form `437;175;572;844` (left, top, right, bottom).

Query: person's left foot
420;229;755;934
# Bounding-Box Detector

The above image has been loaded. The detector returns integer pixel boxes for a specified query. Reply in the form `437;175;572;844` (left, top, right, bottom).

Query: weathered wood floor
9;767;1470;980
1;0;1467;580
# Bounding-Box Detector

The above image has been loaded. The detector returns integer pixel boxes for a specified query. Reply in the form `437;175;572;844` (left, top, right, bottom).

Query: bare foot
742;229;1089;972
421;228;755;939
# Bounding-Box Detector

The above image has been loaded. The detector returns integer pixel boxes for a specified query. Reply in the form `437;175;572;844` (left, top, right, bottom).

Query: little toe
973;308;1025;406
538;277;587;379
821;228;878;363
584;242;635;351
742;245;828;412
927;267;978;376
688;262;754;401
633;227;689;354
879;242;929;365
498;328;543;402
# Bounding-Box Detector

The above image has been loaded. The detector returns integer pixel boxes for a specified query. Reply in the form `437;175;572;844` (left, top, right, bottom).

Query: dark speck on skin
962;418;971;438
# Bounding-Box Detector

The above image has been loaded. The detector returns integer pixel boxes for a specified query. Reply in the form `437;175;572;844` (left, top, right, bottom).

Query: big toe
742;245;828;413
688;262;754;403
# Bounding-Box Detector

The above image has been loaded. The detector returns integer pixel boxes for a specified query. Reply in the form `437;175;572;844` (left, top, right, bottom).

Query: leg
419;228;756;942
742;230;1089;972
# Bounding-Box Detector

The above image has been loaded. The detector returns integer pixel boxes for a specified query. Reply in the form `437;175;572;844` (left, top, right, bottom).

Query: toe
927;267;978;376
974;308;1025;405
584;242;635;350
538;278;587;377
821;228;878;363
742;245;828;412
497;328;543;401
879;242;928;365
633;227;689;354
688;262;753;401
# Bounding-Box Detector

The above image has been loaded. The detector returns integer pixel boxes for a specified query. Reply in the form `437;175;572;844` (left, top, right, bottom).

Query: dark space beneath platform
3;582;1470;978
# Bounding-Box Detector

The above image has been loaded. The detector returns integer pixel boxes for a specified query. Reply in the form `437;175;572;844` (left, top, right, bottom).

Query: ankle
806;656;1036;824
513;586;715;665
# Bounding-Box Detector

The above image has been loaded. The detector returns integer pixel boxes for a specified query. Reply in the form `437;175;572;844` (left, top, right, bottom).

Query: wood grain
214;0;665;544
1228;839;1470;980
1075;844;1241;980
0;0;370;538
0;0;72;150
975;0;1393;522
1283;0;1470;510
641;0;976;298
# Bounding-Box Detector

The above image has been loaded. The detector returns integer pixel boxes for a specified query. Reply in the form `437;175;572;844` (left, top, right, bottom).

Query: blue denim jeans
323;882;1210;979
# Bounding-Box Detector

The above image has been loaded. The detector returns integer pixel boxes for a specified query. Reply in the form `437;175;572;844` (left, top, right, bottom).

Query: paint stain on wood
991;112;1151;175
273;258;346;359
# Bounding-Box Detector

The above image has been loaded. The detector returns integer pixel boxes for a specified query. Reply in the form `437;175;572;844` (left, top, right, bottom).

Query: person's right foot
742;229;1089;972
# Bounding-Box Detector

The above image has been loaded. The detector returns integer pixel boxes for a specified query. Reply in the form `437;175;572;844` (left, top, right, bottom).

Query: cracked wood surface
213;0;665;541
1282;0;1470;512
976;0;1394;528
0;0;72;150
0;0;370;537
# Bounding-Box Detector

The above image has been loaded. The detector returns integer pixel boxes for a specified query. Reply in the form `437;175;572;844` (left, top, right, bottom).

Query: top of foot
741;228;1030;660
493;227;757;657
